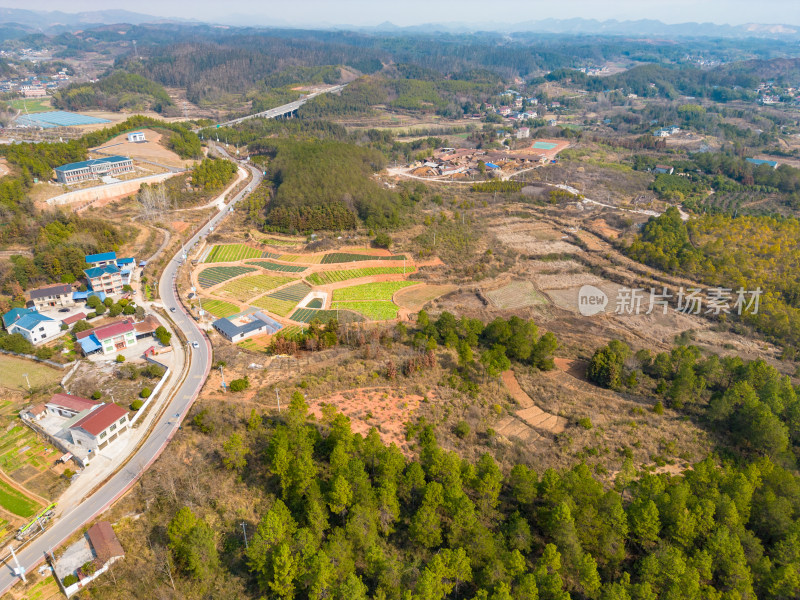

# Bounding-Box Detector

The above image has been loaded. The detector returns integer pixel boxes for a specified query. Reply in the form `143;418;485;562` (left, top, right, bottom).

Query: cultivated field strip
279;253;323;264
217;274;296;302
205;244;278;263
201;299;240;318
306;265;416;285
268;281;312;302
198;266;257;288
246;260;307;273
332;280;417;302
331;301;400;320
251;281;313;316
321;252;407;264
290;308;365;324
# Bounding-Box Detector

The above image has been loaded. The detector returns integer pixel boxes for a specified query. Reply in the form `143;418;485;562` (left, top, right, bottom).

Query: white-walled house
6;311;61;345
69;403;130;453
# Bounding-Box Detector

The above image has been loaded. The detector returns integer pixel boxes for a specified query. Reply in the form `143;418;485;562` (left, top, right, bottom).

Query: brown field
307;388;424;454
394;283;458;312
485;280;548;310
90;128;193;168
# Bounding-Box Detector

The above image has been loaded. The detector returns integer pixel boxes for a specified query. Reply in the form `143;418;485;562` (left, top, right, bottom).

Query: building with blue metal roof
55;155;134;184
6;311;61;345
84;265;124;295
745;158;779;169
2;307;34;330
85;251;117;266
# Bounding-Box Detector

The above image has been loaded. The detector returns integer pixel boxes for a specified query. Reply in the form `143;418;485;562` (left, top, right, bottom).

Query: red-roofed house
69;403;129;452
76;319;137;355
61;312;87;326
46;393;99;418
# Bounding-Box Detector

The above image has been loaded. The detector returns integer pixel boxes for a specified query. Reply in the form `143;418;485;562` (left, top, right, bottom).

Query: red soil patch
589;219;620;240
553;357;589;381
501;370;565;434
307;387;425;454
171;221;189;233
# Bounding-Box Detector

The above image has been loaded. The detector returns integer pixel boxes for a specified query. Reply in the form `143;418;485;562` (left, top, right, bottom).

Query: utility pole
219;366;226;392
9;545;25;582
275;388;280;413
241;522;248;549
22;373;30;391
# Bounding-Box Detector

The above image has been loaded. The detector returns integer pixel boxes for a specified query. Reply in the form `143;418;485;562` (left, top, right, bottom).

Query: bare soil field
307;388;424;454
484;281;548;310
91;128;192;168
393;283;458;312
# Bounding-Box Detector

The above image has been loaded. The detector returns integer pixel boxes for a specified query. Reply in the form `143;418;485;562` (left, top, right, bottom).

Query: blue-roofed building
73;290;107;303
485;163;500;169
7;312;61;345
116;257;134;266
55;156;133;185
746;158;779;169
212;312;283;343
3;307;34;330
78;335;103;355
84;265;124;295
85;251;117;266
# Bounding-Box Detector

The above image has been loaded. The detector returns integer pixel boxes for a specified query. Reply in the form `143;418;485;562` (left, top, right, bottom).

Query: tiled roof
91;320;135;341
29;284;72;300
47;393;99;413
84;265;120;279
133;315;159;334
87;522;125;563
61;312;87;325
71;403;127;436
85;251;117;263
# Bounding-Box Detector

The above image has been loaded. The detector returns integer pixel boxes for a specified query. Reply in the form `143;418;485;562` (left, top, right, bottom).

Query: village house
76;320;138;355
69;403;130;452
4;309;61;344
29;283;74;310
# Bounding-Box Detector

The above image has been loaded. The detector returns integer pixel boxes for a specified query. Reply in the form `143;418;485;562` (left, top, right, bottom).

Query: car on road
191;341;200;349
58;308;70;313
170;307;176;312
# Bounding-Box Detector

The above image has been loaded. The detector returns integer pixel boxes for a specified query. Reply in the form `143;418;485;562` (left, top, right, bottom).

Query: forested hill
51;70;175;113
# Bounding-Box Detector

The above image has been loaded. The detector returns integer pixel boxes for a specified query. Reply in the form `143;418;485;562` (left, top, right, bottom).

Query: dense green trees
52;70;174;113
191;157;237;192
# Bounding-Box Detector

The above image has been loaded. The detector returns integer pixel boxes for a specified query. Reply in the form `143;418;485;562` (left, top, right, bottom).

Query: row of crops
217;274;296;302
331;280;417;302
198;266;257;289
251;281;312;317
201;299;240;318
246;260;307;273
290;308;365;324
321;252;407;264
305;266;415;285
331;301;400;320
205;244;281;263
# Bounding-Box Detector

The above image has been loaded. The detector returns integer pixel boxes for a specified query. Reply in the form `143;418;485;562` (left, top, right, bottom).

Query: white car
191;341;200;349
170;307;176;313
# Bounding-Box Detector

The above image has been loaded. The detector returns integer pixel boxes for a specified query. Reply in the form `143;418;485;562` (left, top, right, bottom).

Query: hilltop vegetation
52;70;175;113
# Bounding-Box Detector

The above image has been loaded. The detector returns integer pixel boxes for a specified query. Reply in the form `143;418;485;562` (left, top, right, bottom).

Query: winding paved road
0;153;263;595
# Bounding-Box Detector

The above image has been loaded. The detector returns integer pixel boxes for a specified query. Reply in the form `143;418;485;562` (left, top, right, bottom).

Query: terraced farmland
246;260;307;273
198;266;257;289
332;281;417;302
201;299;240;318
485;281;548;309
305;298;324;308
306;266;416;285
251;281;312;316
331;301;400;320
217;274;296;302
205;244;278;263
290;308;365;324
279;253;324;264
321;252;407;264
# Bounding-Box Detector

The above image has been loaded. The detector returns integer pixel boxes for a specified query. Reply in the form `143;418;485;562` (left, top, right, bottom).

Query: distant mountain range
0;7;797;40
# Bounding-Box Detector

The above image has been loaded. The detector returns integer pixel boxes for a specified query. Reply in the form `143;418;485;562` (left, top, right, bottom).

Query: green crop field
251;295;297;317
331;301;400;320
198;266;257;288
0;355;62;391
9;98;51;113
0;479;41;518
246;260;307;273
321;252;406;264
290;308;364;324
217;274;296;302
332;281;417;302
306;266;416;285
268;281;312;302
279;253;324;264
201;299;240;318
305;298;324;308
275;325;307;340
205;244;275;263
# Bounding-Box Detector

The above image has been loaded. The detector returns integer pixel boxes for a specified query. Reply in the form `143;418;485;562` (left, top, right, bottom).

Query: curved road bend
0;155;263;594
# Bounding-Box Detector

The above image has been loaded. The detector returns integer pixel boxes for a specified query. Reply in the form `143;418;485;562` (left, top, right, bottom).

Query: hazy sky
13;0;800;28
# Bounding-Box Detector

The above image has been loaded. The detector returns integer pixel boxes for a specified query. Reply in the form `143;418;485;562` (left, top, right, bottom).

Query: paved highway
195;84;347;131
0;153;263;594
